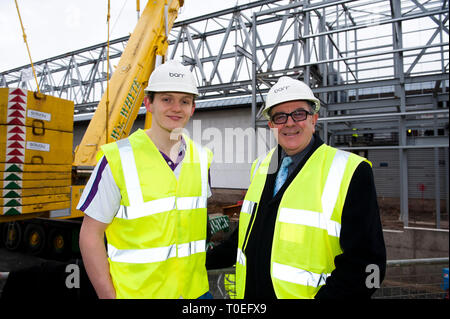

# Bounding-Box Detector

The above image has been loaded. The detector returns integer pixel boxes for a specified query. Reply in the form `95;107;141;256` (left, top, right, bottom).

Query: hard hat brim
262;98;320;120
144;83;199;96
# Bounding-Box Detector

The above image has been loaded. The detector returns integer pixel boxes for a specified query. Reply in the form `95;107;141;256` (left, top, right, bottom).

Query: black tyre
24;224;46;256
3;222;23;251
48;228;70;260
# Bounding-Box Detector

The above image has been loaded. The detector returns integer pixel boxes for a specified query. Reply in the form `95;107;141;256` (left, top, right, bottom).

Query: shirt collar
159;136;186;171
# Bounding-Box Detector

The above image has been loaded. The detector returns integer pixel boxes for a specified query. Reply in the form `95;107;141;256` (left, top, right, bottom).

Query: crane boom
0;1;186;256
73;0;184;167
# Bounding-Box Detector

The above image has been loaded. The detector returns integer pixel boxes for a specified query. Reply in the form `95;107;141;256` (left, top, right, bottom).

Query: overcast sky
0;0;245;72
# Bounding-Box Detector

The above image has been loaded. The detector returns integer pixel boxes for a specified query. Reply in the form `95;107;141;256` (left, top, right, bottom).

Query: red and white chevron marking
6;88;27;164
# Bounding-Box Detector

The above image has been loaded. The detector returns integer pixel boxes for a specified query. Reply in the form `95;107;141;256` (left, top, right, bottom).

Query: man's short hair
146;92;155;103
145;91;196;104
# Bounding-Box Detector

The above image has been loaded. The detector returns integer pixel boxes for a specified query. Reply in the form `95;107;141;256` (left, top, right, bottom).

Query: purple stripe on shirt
159;137;186;171
160;147;211;188
159;150;184;171
79;156;108;212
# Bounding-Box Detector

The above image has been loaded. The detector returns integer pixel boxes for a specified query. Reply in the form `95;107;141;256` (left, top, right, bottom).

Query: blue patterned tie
273;156;293;196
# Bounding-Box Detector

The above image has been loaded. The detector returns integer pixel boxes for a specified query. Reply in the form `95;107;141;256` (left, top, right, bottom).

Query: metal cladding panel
407;148;447;200
369;148;447;200
369;149;400;198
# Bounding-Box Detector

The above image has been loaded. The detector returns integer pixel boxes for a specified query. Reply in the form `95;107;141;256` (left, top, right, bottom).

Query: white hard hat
262;76;320;120
144;60;199;96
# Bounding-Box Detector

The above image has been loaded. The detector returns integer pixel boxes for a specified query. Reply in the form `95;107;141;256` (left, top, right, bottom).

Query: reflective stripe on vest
272;262;330;288
278;208;341;238
115;196;207;219
240;200;256;216
108;240;206;263
250;157;263;181
115;138;209;220
237;248;246;266
277;149;349;238
116;138;143;206
178;240;206;257
321;149;350;231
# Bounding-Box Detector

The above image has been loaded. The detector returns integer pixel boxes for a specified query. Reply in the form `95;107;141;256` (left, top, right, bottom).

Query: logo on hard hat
274;85;289;93
169;72;185;78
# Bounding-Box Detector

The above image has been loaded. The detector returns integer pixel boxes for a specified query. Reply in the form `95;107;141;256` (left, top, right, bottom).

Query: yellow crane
0;0;185;257
74;0;183;166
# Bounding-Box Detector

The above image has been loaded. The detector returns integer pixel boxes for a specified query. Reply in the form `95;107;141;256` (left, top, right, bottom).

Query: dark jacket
206;134;386;299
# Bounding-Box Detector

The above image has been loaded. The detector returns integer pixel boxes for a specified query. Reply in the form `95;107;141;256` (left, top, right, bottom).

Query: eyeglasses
270;109;314;124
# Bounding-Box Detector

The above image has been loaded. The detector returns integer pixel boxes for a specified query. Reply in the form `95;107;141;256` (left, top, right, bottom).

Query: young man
207;76;386;299
78;60;213;299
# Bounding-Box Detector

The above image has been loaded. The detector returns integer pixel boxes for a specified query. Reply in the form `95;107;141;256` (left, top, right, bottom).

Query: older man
207;76;386;299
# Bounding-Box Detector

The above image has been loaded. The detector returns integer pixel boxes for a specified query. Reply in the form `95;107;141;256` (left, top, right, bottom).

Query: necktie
273;156;293;196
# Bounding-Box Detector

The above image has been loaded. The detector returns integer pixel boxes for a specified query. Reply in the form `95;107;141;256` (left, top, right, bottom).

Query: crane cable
106;0;111;144
14;0;40;93
136;0;140;20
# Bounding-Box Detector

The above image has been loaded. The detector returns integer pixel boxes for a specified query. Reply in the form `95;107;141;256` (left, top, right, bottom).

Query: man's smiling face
268;100;318;156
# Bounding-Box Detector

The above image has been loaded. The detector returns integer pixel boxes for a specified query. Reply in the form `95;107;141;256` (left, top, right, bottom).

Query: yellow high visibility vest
99;129;212;299
236;144;368;299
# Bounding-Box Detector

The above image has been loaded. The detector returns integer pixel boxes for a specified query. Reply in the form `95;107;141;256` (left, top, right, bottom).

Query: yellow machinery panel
2;186;71;197
0;125;73;165
46;185;85;220
1;200;71;216
60;185;85;220
0;88;73;132
0;170;71;180
1;193;71;206
0;88;74;218
0;178;71;189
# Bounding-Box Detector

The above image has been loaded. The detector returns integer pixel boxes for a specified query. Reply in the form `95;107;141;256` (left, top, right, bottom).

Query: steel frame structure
1;0;449;227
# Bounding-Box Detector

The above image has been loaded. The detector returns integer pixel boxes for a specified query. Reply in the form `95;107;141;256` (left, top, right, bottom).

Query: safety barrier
373;257;448;299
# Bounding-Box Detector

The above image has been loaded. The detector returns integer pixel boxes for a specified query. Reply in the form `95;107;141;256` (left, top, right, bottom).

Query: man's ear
190;101;196;117
312;112;319;132
144;95;152;113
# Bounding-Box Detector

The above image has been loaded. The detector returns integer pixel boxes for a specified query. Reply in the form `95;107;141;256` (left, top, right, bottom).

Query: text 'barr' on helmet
144;60;199;96
262;76;320;120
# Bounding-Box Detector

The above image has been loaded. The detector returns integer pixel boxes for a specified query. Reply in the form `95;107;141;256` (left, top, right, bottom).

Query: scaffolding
1;0;448;228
